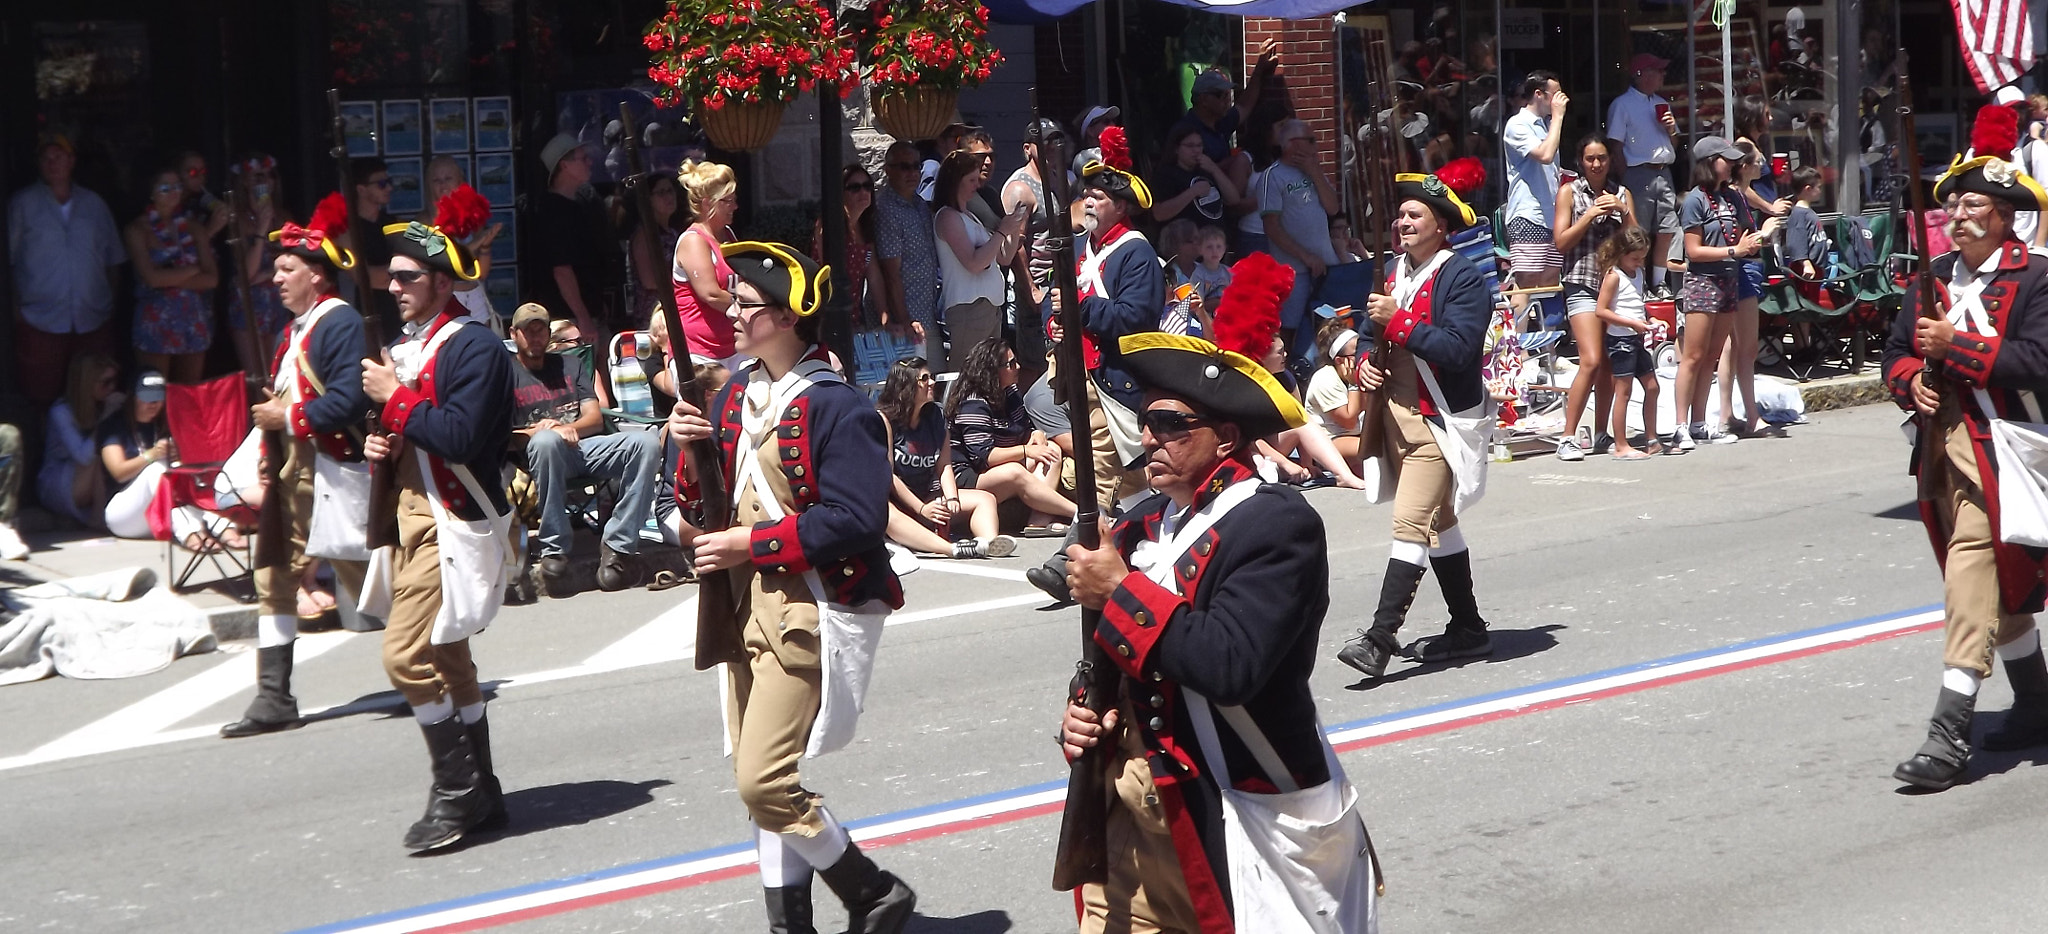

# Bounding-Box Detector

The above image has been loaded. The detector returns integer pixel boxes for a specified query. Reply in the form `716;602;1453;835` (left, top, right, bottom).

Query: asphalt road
6;402;2046;933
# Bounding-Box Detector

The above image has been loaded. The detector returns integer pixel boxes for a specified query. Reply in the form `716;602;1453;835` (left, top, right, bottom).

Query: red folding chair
153;375;261;594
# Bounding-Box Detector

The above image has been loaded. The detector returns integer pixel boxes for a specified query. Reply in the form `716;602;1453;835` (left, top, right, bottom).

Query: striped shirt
1562;175;1629;291
949;385;1033;473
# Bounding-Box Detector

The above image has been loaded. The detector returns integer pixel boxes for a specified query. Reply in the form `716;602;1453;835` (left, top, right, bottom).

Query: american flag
1954;0;2036;93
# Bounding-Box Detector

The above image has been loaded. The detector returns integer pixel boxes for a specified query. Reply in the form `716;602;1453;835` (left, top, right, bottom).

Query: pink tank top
673;225;736;361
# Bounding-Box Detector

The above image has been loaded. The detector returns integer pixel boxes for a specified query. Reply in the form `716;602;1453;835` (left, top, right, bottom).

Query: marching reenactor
668;241;914;933
1884;103;2048;792
359;221;517;850
1336;169;1500;679
221;193;374;739
1060;257;1377;932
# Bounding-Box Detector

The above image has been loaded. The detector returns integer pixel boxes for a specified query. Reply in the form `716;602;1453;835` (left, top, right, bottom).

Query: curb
1796;371;1885;412
205;604;259;642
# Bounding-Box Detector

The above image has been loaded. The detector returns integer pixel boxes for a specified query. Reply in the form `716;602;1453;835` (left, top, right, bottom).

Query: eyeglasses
916;374;935;384
1142;409;1211;439
368;177;393;189
844;182;872;192
390;269;429;284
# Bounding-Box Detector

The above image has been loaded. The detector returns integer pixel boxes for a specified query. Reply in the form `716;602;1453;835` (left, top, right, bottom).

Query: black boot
466;713;509;833
402;715;492;851
597;543;636;592
1027;524;1080;603
763;882;818;934
1893;687;1977;792
1405;549;1494;663
1338;559;1428;678
1984;648;2048;751
816;841;916;934
220;645;303;738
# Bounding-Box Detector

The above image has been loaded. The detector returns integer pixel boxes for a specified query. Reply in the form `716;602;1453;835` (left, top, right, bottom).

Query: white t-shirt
1304;366;1358;437
1605;267;1649;337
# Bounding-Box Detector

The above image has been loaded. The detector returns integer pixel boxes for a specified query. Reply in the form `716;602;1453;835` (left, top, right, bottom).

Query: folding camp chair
159;375;261;595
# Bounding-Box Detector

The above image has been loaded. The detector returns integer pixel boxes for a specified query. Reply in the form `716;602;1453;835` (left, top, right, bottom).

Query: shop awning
985;0;1366;25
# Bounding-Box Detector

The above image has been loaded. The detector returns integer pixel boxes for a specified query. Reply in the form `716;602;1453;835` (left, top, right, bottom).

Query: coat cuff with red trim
382;386;427;434
287;402;315;439
1945;333;2000;388
1092;572;1187;680
1383;307;1423;346
1886;356;1924;411
749;517;812;574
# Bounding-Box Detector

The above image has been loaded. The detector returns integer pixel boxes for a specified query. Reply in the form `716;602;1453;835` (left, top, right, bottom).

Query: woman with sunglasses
224;153;294;377
126;165;220;385
812;164;881;327
1672;136;1766;450
875;357;1015;559
672;160;744;369
947;338;1075;536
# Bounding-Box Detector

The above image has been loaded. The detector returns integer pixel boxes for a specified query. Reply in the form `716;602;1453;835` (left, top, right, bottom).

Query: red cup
1655;102;1672;123
1771;154;1790;177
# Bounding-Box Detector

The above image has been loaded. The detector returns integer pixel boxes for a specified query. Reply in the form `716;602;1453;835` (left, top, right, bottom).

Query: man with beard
1028;126;1163;603
220;193;376;738
1883;103;2048;791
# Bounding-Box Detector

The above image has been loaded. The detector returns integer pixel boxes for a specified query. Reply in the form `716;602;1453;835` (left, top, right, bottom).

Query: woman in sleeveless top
933;150;1026;374
876;357;1014;559
672;160;742;368
1551;135;1637;460
126;166;219;384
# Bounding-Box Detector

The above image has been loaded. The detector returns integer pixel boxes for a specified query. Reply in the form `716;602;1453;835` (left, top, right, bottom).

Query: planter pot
873;86;960;142
698;99;786;153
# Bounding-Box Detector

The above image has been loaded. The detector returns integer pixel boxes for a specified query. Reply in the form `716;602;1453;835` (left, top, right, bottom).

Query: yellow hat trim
720;240;832;317
1118;332;1308;431
1081;160;1155;210
1933;154;2048;209
379;222;481;281
1395;172;1479;228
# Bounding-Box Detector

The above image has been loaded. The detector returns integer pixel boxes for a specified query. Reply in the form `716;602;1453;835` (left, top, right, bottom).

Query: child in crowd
1594;227;1662;460
1328;212;1370;264
2030;93;2048;141
1191;225;1234;307
1780;167;1829;280
1160;219;1206;337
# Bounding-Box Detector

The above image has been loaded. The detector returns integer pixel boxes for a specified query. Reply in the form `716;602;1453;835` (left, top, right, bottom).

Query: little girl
1594;226;1662;460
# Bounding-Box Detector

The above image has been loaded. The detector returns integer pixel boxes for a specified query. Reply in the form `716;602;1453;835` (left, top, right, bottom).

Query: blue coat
380;314;514;521
1367;249;1492;413
1035;232;1163;413
285;302;370;459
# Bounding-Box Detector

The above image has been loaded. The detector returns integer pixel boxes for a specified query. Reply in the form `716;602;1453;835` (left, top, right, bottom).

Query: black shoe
1983;648;2048;751
1337;558;1428;677
466;712;509;834
402;715;495;851
1430;548;1489;637
1337;634;1394;678
221;644;303;738
817;841;915;934
597;544;635;592
764;882;818;934
1893;687;1976;792
1403;628;1495;663
538;553;570;586
1026;565;1072;604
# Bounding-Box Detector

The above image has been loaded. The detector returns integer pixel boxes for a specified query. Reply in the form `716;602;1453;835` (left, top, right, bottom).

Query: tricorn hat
722;240;832;318
1394;169;1480;231
1081;126;1153;210
383;221;482;281
270;192;357;272
1935;103;2047;212
1118;252;1307;438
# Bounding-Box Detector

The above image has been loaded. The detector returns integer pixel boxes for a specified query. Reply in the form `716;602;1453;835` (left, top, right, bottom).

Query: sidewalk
0;525;257;639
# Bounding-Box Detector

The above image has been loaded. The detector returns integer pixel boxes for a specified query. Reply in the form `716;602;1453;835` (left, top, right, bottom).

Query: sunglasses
390;269;429;284
368;177;393;189
1142;409;1211;439
154;183;179;194
844;181;872;191
916;374;935;384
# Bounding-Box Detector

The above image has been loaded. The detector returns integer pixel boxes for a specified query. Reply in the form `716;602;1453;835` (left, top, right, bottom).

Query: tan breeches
1078;714;1199;934
726;604;827;836
1381;399;1457;547
1087;379;1147;512
254;439;367;616
383;456;481;709
1932;410;2037;677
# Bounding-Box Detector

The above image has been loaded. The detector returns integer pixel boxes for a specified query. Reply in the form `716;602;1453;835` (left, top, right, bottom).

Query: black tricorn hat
383;221;481;280
1118;253;1305;439
722;240;831;317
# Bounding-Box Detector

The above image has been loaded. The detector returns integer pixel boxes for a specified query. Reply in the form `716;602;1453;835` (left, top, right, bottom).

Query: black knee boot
1893;687;1977;792
816;841;915;934
1406;549;1494;663
763;882;817;934
466;713;509;832
1026;523;1081;603
403;715;493;851
1338;559;1428;678
221;644;302;738
1984;648;2048;751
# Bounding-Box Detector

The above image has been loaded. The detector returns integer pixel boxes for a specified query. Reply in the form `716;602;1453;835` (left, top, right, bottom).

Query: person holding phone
1607;53;1685;298
934;149;1027;375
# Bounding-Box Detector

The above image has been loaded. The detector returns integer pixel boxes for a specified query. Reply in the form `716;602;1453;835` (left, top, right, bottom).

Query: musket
618;102;741;669
225;177;290;570
1894;66;1942;401
1035;87;1114;893
330;88;400;549
1354;35;1399;456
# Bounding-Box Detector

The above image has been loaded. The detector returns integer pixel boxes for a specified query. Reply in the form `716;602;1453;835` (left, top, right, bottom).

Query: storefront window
1340;1;1501;224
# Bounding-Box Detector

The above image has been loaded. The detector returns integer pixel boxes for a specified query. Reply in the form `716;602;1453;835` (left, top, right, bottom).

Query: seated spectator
507;304;661;592
1330;212;1370;264
0;422;26;559
98;370;247;550
38;354;121;529
946;338;1075;535
1256;329;1369;488
877;358;1015;559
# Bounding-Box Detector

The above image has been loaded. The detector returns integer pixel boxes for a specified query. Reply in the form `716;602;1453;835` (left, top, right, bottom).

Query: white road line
889;592;1051;625
580;596;698;671
910;562;1032;582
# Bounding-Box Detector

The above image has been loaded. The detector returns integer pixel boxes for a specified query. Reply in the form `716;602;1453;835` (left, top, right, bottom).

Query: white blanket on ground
0;568;217;685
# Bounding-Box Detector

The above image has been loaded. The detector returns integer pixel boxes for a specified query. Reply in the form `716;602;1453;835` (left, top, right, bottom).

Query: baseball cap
1024;117;1069;144
510;303;552;331
1629;53;1670;75
1076;105;1121;133
540;133;586;177
1691;136;1747;163
1192;70;1234;97
1997;85;2027;106
135;370;167;404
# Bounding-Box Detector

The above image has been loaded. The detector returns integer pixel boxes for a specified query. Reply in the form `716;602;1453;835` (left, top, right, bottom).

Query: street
4;401;2045;933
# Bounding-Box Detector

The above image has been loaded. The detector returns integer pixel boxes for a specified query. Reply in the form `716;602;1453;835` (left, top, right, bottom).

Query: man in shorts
1502;71;1567;318
1607;53;1684;296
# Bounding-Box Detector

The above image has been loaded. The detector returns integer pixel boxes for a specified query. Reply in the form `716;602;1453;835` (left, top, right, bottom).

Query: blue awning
986;0;1365;25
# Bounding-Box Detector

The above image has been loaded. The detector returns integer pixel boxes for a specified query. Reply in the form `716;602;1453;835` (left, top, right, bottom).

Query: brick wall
1244;16;1338;177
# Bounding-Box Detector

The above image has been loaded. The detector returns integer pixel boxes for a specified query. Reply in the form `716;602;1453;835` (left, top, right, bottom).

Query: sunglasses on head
390;268;429;284
1142;409;1211;438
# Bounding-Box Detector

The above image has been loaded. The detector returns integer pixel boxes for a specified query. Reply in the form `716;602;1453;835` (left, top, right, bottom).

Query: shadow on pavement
302;684;503;725
488;778;674;840
1890;725;2048;795
1874;501;1922;522
906;909;1013;932
1345;624;1566;691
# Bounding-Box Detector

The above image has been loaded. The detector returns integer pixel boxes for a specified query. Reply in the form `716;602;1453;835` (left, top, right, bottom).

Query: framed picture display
382;99;423;156
485;264;518;312
340;101;379;156
473;96;513;151
489;208;516;264
429;98;470;154
474;152;516;206
385;157;424;216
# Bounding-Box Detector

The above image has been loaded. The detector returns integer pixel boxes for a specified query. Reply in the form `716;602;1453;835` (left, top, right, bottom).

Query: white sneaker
0;521;27;561
1702;425;1739;445
982;534;1018;558
1675;427;1697;452
1556;438;1587;462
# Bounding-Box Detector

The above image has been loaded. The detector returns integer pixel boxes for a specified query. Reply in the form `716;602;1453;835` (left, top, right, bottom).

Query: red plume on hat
435;184;492;240
307;192;350;240
1099;125;1132;171
1211;252;1294;361
1973;102;2020;158
1437;157;1486;198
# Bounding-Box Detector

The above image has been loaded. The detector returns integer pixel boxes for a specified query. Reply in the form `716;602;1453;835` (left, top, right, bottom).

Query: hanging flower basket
699;98;787;152
643;0;858;116
873;86;959;142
